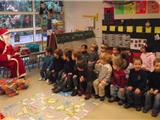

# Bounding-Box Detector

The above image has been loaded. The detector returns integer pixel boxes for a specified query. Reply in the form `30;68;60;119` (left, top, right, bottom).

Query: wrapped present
0;78;29;97
0;112;5;119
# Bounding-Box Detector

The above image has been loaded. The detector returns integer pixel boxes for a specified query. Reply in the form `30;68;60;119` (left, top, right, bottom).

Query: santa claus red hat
0;28;9;36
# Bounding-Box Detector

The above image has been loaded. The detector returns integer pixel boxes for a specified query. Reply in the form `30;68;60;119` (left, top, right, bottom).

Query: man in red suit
0;28;26;78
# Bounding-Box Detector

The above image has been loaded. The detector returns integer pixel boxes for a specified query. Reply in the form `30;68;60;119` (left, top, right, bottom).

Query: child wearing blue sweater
39;48;54;81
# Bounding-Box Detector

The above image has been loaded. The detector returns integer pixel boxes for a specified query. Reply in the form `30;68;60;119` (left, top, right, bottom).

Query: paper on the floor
0;91;100;120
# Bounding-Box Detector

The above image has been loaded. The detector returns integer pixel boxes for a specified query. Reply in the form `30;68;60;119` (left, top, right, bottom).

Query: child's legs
86;81;93;94
110;85;118;98
134;90;142;107
126;89;134;105
73;75;79;89
98;82;106;97
66;73;73;89
79;81;87;91
40;68;46;78
93;79;100;95
144;92;153;109
118;88;125;101
152;93;160;112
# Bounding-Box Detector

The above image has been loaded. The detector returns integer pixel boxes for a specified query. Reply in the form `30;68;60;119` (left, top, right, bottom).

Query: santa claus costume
0;28;26;78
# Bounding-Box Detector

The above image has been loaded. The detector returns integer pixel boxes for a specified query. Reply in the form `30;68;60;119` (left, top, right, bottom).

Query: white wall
64;1;103;38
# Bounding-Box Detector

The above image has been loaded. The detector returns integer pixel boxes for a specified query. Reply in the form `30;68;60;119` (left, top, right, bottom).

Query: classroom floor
0;68;160;120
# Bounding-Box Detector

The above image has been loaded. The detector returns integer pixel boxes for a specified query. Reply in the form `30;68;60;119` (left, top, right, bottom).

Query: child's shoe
142;107;150;113
71;89;78;96
152;110;159;117
135;106;141;111
39;77;44;81
108;97;116;103
94;94;100;99
85;93;91;100
118;100;124;105
100;96;105;101
124;103;131;109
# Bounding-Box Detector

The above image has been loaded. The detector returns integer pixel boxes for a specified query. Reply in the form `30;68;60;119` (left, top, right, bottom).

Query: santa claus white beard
2;34;11;45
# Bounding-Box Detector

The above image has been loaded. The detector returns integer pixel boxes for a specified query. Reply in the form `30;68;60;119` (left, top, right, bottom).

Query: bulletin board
102;18;160;52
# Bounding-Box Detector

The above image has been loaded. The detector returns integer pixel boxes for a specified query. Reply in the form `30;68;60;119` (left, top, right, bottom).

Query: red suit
0;40;26;78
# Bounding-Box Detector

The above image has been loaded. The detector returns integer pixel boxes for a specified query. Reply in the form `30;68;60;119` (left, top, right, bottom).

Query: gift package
0;78;29;97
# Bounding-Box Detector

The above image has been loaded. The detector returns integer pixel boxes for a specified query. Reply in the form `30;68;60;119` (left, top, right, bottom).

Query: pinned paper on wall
102;26;107;31
109;26;115;32
147;1;159;13
126;26;133;33
145;27;151;33
136;1;146;14
114;3;124;14
155;27;160;33
136;26;143;33
124;2;136;14
118;26;123;32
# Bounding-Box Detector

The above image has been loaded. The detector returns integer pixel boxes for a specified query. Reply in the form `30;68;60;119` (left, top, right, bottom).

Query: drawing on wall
130;38;147;50
136;1;146;14
147;1;159;13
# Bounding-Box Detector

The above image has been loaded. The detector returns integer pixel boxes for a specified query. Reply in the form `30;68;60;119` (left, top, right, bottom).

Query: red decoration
136;1;146;14
147;1;159;13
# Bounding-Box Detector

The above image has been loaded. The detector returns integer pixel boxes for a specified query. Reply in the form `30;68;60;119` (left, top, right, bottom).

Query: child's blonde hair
113;57;124;69
99;53;111;63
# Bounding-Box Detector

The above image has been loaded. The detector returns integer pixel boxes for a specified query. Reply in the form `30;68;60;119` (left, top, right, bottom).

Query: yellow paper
126;26;133;33
118;26;123;32
110;26;115;32
102;26;107;31
145;27;151;33
155;27;160;33
136;26;143;33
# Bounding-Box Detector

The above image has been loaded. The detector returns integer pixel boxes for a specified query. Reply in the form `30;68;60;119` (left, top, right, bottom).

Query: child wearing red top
109;57;127;105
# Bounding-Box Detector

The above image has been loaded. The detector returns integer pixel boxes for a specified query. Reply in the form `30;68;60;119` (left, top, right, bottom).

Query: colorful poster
124;2;136;14
136;26;143;33
118;26;123;32
114;4;124;14
102;26;107;31
145;27;151;33
126;26;133;33
104;7;114;25
155;27;160;33
109;26;115;32
136;1;146;14
147;1;159;13
130;38;147;50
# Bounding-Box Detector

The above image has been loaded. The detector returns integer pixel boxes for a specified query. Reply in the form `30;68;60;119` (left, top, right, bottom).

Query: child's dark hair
91;43;98;52
64;49;73;61
133;57;142;64
54;49;63;57
81;44;88;49
46;47;53;54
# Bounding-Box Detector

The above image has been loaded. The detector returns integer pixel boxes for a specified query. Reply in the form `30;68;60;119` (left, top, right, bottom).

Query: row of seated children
39;43;160;117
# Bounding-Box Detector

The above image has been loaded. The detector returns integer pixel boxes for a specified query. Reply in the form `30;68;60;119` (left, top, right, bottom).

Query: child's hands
148;88;154;94
80;76;85;82
134;88;141;94
100;80;106;85
119;88;125;93
153;89;159;95
47;68;49;71
51;70;55;73
127;86;133;91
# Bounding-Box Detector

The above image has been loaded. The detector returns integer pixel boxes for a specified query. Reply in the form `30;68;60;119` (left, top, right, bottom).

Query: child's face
54;53;58;58
90;47;95;52
63;54;67;60
81;46;87;53
112;48;119;55
154;62;160;72
45;51;50;56
140;47;146;53
133;60;142;71
72;54;76;60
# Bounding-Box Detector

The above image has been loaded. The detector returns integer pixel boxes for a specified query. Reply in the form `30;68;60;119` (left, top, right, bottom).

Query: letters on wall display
147;1;159;13
136;1;146;14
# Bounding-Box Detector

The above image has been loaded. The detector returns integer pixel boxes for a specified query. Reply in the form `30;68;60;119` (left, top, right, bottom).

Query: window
0;0;64;45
